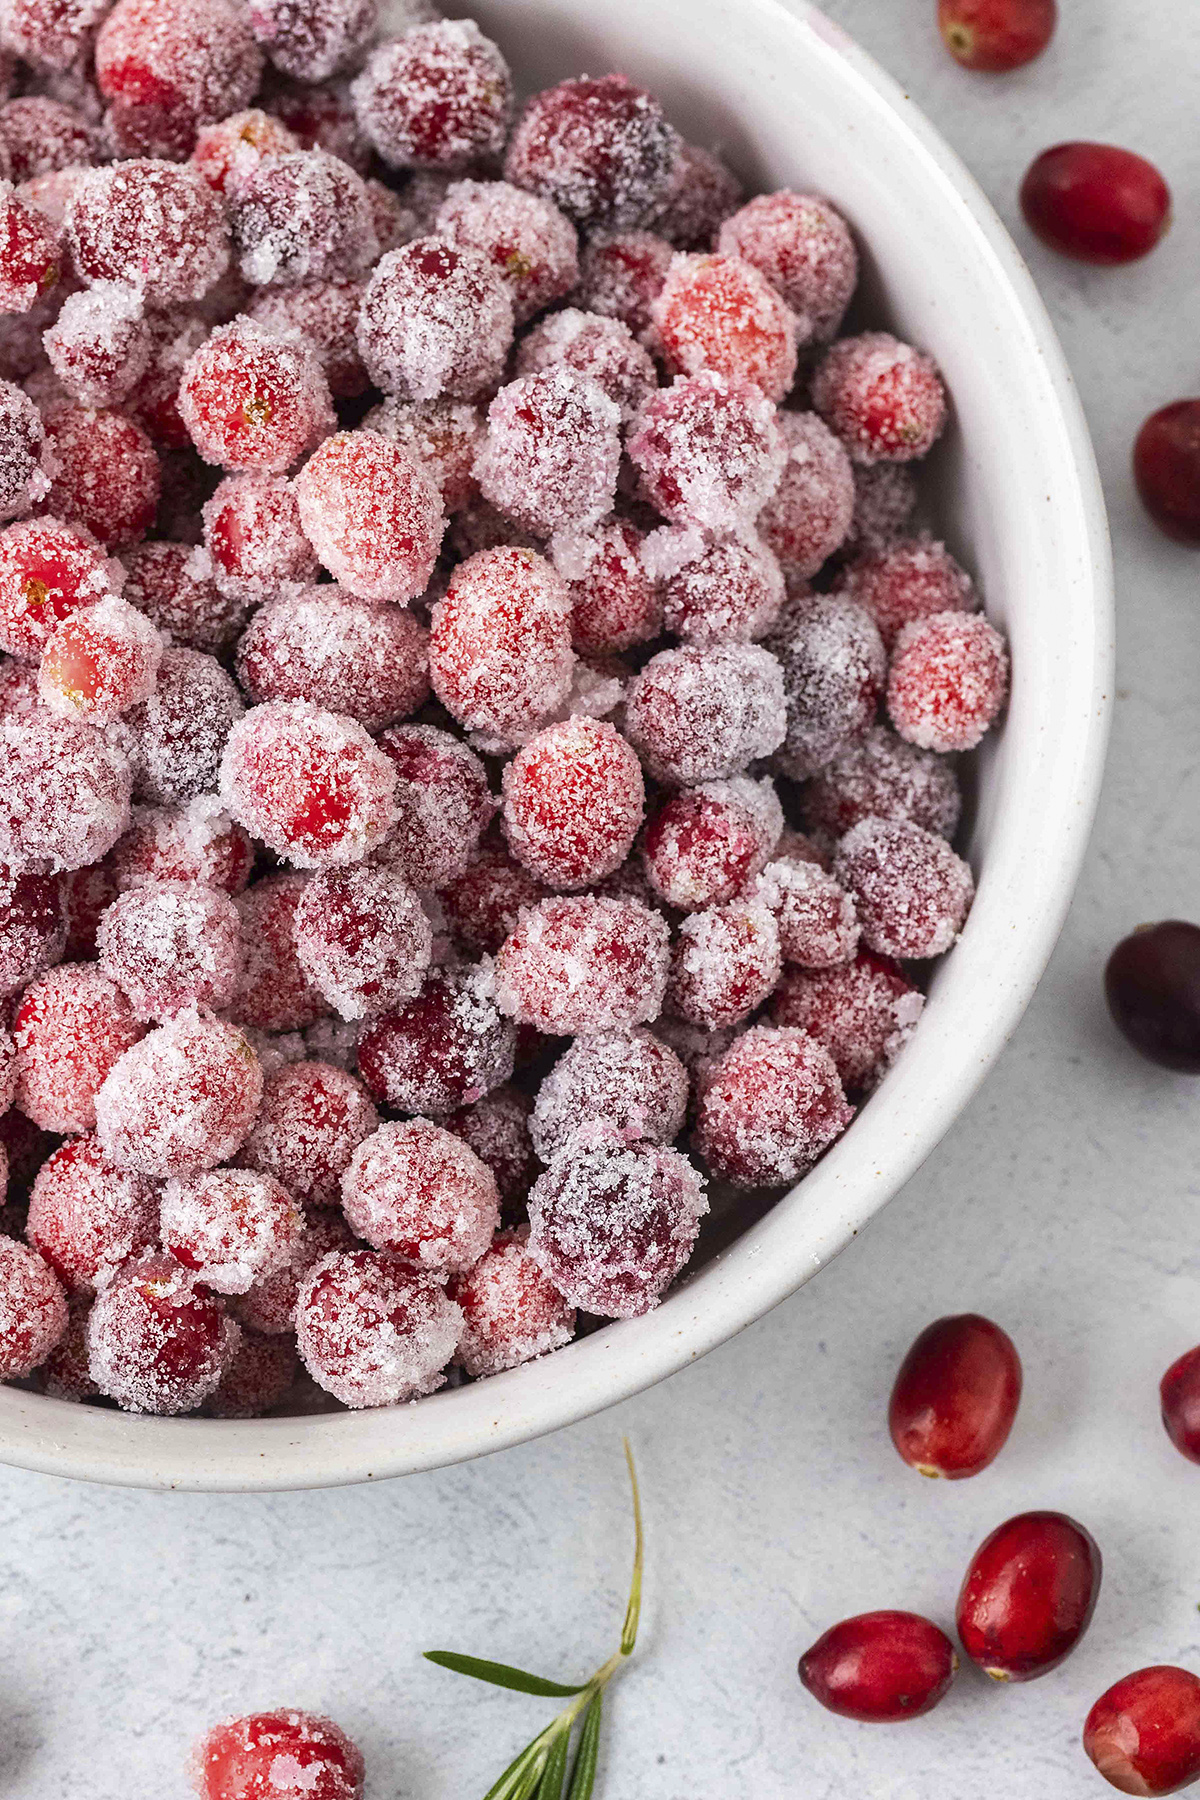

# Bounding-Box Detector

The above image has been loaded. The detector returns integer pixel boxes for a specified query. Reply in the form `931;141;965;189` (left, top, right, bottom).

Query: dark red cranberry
888;1313;1022;1479
1134;402;1200;547
1161;1347;1200;1464
1105;922;1200;1073
1084;1667;1200;1796
799;1610;957;1722
1020;142;1171;265
938;0;1056;70
956;1511;1101;1681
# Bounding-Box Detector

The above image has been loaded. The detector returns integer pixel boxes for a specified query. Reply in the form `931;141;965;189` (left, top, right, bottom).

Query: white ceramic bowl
0;0;1113;1489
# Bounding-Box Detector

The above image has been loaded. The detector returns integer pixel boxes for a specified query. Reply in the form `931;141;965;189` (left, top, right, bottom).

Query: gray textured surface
5;4;1200;1795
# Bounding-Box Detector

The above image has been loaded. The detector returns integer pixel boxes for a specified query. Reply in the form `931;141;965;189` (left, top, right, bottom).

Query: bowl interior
0;0;1112;1489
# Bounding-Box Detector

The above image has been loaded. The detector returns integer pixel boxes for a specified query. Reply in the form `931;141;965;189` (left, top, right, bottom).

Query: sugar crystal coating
296;1247;461;1407
38;593;162;724
757;411;855;579
97;878;243;1020
249;0;378;83
650;141;743;250
237;585;429;734
0;1232;66;1376
0;378;50;520
515;307;655;425
839;534;977;649
771;950;924;1093
373;721;494;889
357;237;513;403
887;610;1009;753
229;873;329;1032
444;1083;536;1216
641;775;782;910
161;1165;303;1293
475;367;621;540
237;1059;377;1207
0;0;110;74
527;1137;707;1318
202;472;319;603
450;1225;575;1377
192;1710;365;1800
109;799;253;895
40;405;161;549
0;182;61;312
0;710;132;873
846;463;918;555
27;1135;159;1292
94;1002;264;1178
429;546;574;747
574;229;672;342
352;20;513;170
834;816;974;960
341;1116;499;1273
128;647;244;807
86;1249;239;1413
178;316;335;473
67;160;229;304
0;865;65;995
232;1205;356;1334
652;250;799;402
695;1023;852;1188
767;589;886;780
231;148;378;287
294;429;445;604
746;855;859;969
494;893;670;1036
357;962;515;1116
811;331;948;466
718;191;858;342
293;865;433;1021
95;0;262;158
189;107;301;196
505;73;680;232
0;515;120;660
802;724;962;841
645;526;785;646
436;178;578;325
551;518;661;656
667;900;782;1030
531;1027;688;1163
363;396;483;513
628;371;786;533
203;1327;297;1416
43;286;152;412
248;276;370;398
502;716;644;891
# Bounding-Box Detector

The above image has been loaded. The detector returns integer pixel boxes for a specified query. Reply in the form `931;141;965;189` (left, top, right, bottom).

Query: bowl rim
0;0;1114;1491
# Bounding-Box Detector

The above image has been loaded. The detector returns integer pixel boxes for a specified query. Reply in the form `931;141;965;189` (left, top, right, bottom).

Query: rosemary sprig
425;1439;645;1800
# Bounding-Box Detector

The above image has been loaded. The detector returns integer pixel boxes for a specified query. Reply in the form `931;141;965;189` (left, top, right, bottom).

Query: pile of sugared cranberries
0;8;1008;1419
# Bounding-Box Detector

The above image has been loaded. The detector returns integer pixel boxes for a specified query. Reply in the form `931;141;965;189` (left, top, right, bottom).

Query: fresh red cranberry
1084;1667;1200;1796
937;0;1056;70
1105;922;1200;1072
889;1313;1022;1479
1161;1346;1200;1464
956;1511;1101;1681
1134;402;1200;547
799;1611;957;1722
1020;142;1171;265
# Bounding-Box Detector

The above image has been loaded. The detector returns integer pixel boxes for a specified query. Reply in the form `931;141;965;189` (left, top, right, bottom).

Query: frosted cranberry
840;535;978;650
444;1084;536;1216
772;951;924;1092
515;309;655;425
250;0;375;83
161;1166;301;1294
232;1205;356;1333
847;463;919;556
39;595;161;724
642;776;782;910
373;723;494;890
502;717;644;891
0;185;60;312
668;900;779;1028
246;278;367;399
98;879;243;1021
295;429;444;604
1134;401;1200;547
230;875;328;1033
237;587;428;736
42;287;150;410
449;1225;574;1376
1;97;93;183
27;1135;158;1293
122;542;240;656
758;412;855;579
629;371;786;532
695;1024;852;1187
768;591;886;780
0;1232;66;1375
804;726;961;842
747;856;858;971
352;20;512;170
436;178;578;326
13;963;142;1132
650;142;742;251
574;230;672;342
179;318;334;475
203;1328;296;1417
1084;1668;1200;1797
87;1249;238;1412
531;1029;688;1164
888;611;1009;753
357;963;515;1116
67;161;229;305
238;1060;376;1209
341;1116;498;1273
647;527;785;646
95;1004;263;1178
506;74;679;232
0;517;118;661
358;236;513;404
298;1246;461;1406
720;193;857;344
95;0;262;159
939;0;1056;67
1162;1346;1200;1463
36;1294;99;1401
0;656;38;715
0;379;49;521
1105;922;1200;1073
624;644;784;787
0;866;66;995
231;148;376;288
260;67;368;165
835;817;973;960
812;332;948;466
363;397;483;513
221;701;397;869
476;367;622;540
494;894;670;1036
194;1711;364;1800
190;108;300;197
0;0;108;74
440;845;548;958
799;1612;957;1722
0;709;132;874
653;251;799;402
548;519;659;657
292;867;432;1023
1021;141;1170;265
40;406;160;550
110;801;252;896
528;1137;705;1318
202;472;317;605
127;649;242;808
890;1314;1022;1479
957;1511;1101;1681
122;310;207;452
429;547;574;747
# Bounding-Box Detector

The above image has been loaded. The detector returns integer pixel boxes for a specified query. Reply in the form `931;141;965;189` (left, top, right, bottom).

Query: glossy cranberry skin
1161;1347;1200;1464
1084;1667;1200;1796
956;1511;1101;1681
1105;922;1200;1073
1020;143;1171;265
938;0;1056;70
889;1313;1022;1479
799;1610;957;1722
1134;403;1200;547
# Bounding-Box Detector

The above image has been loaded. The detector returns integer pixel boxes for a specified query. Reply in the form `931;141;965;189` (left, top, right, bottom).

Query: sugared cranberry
502;716;644;890
650;142;743;251
341;1117;498;1273
14;963;144;1133
1134;402;1200;548
552;519;661;656
0;516;119;661
811;332;948;466
475;368;621;539
237;1059;377;1208
248;277;369;399
122;540;245;653
450;1226;574;1377
87;1250;238;1414
352;20;512;171
629;370;786;533
694;1023;852;1188
40;406;161;549
193;1711;365;1800
364;397;483;514
887;611;1009;753
956;1511;1101;1681
652;251;799;402
799;1611;957;1722
0;1232;66;1377
67;160;230;304
838;535;978;649
624;643;786;785
161;1166;302;1294
232;1206;356;1335
39;595;162;724
109;801;253;896
718;190;857;342
94;1004;263;1179
236;586;428;736
494;893;671;1037
834;818;974;960
0;709;132;875
0;186;60;312
27;1135;158;1293
249;0;376;84
770;951;924;1093
443;1085;537;1219
128;648;244;806
229;874;328;1033
531;1028;689;1163
231;148;377;288
374;722;495;890
179;317;334;473
1084;1667;1200;1797
1021;142;1171;265
294;429;445;604
357;237;513;404
98;879;243;1021
1105;922;1200;1073
505;74;680;232
95;0;262;159
748;856;859;970
189;107;300;197
768;590;886;780
292;866;432;1022
357;963;515;1117
574;230;672;342
668;900;782;1030
938;0;1056;70
0;380;48;522
516;309;654;424
440;844;549;957
296;1248;461;1407
0;865;66;995
645;527;785;647
757;411;855;579
429;546;574;747
642;776;782;910
889;1314;1022;1479
203;472;319;602
436;178;578;326
1161;1346;1200;1465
